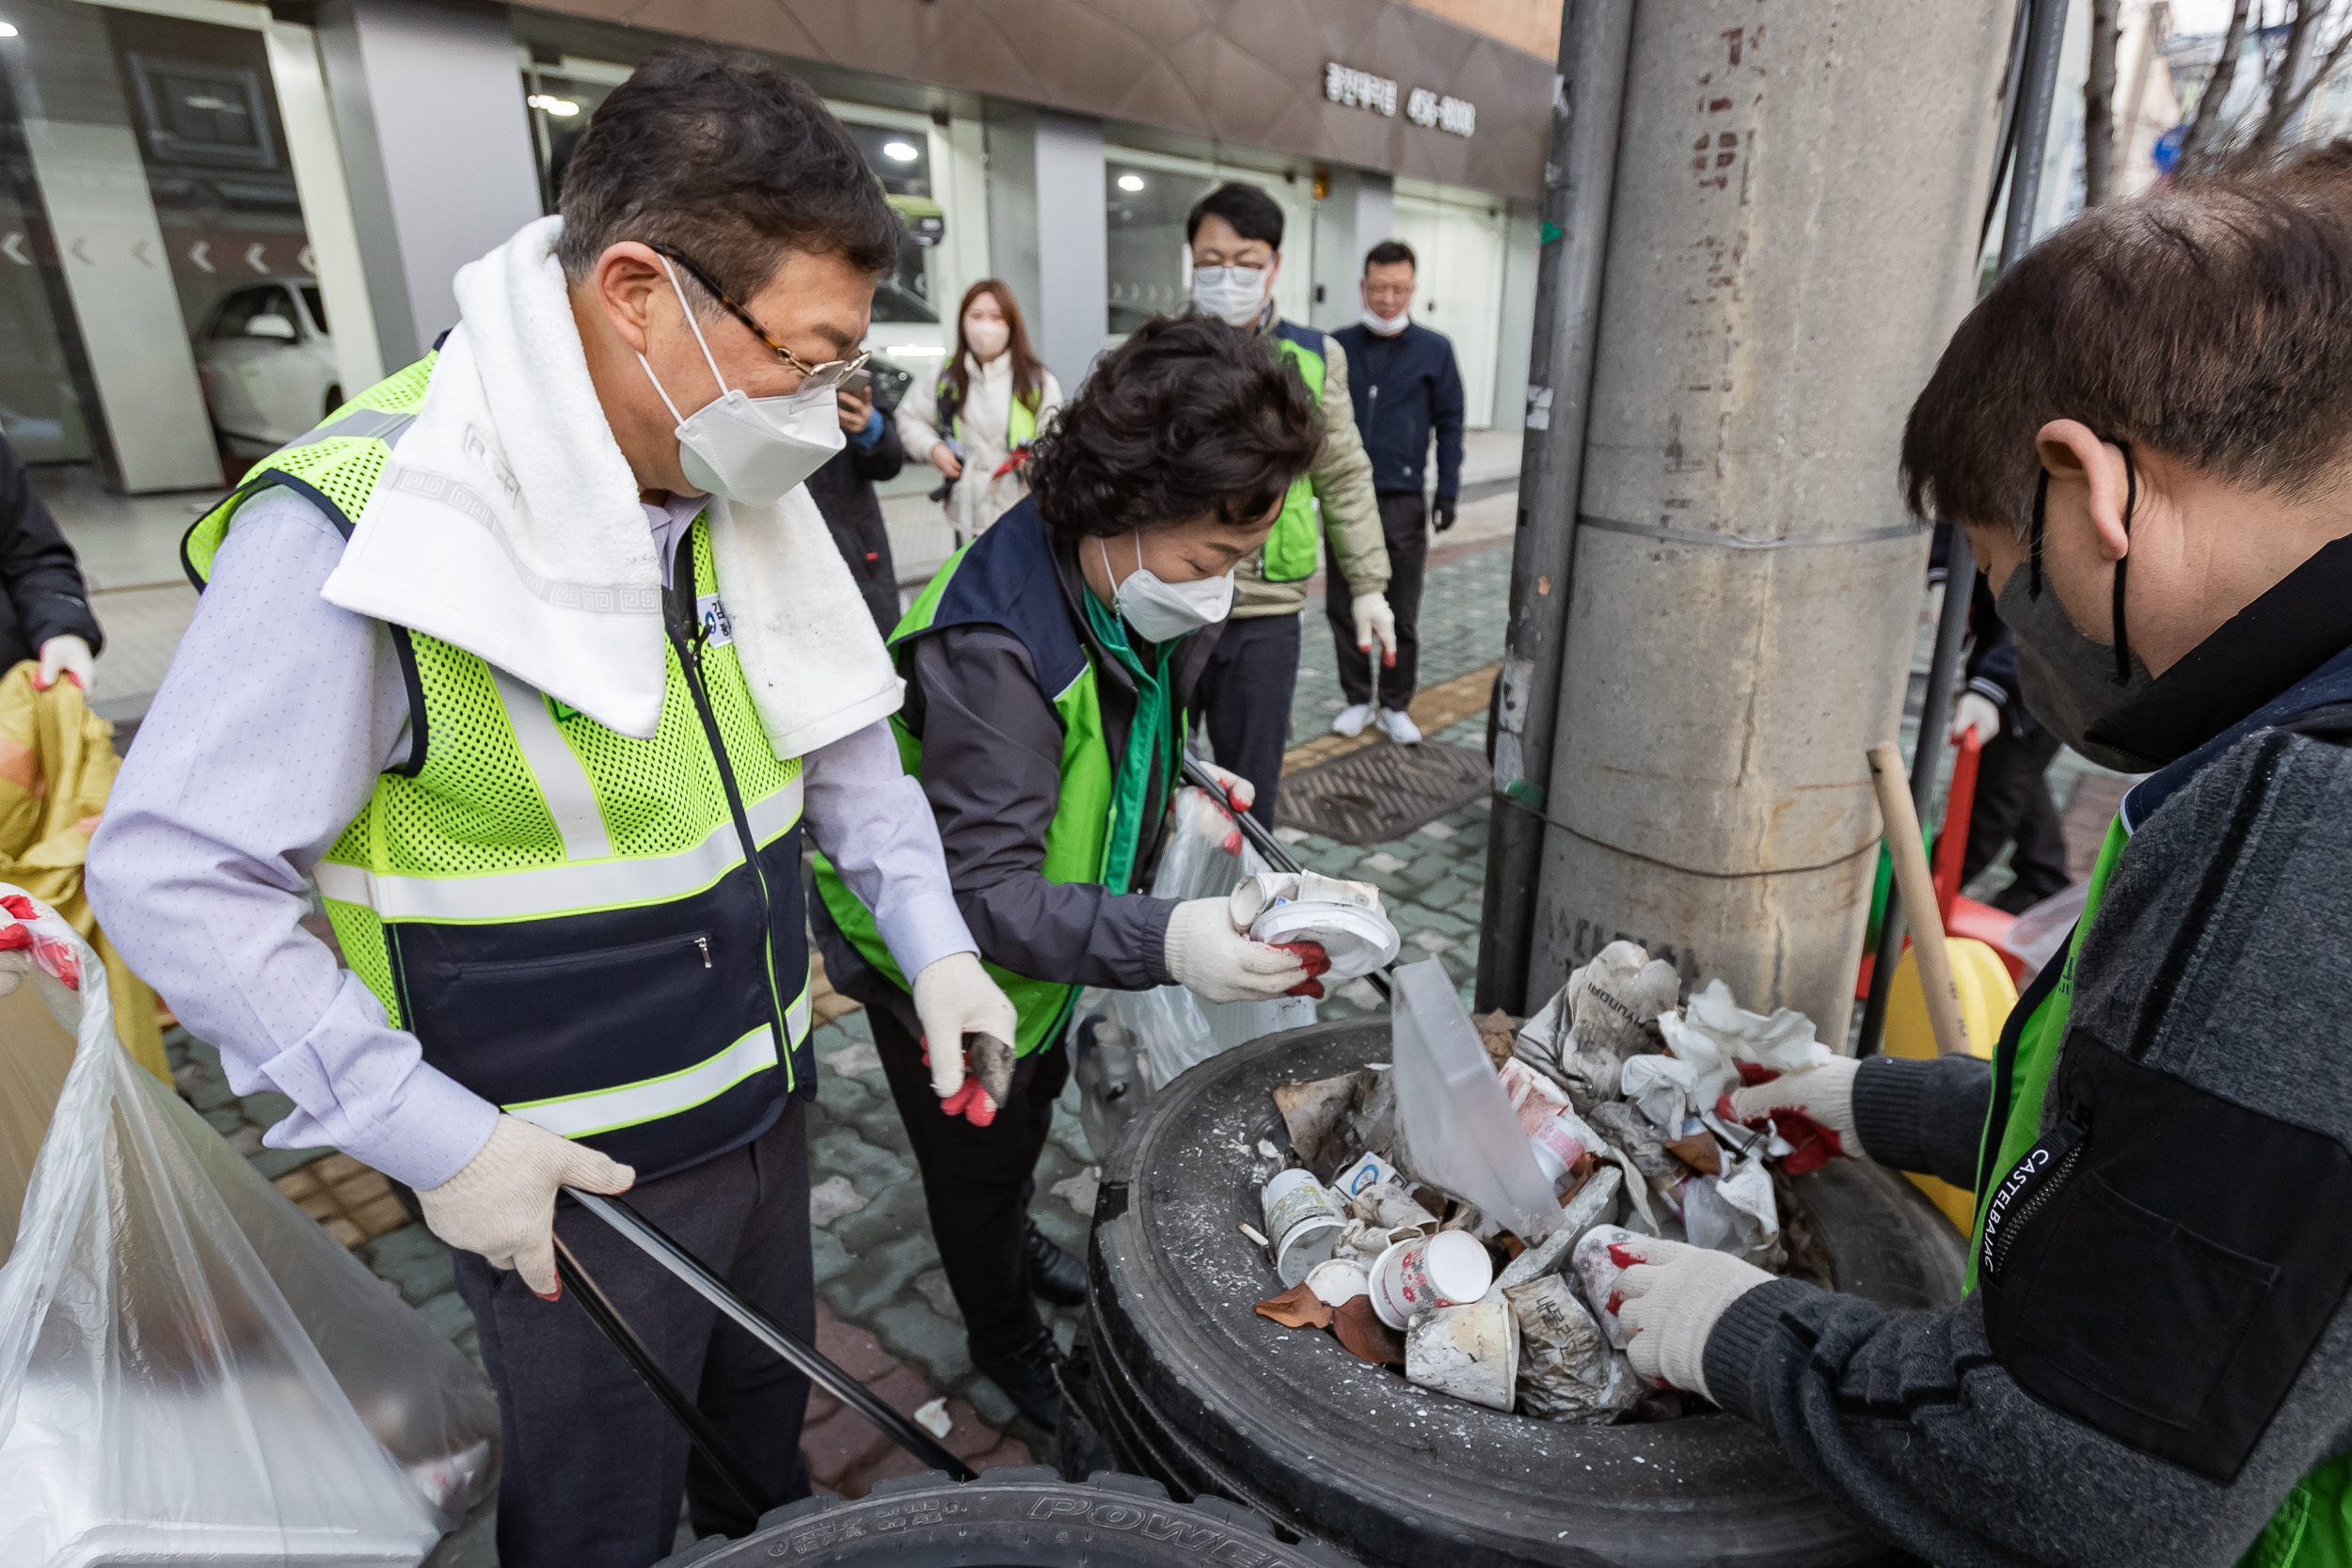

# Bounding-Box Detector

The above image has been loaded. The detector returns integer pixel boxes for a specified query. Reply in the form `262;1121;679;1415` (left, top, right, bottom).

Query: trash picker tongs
1180;752;1392;1004
556;1188;977;1511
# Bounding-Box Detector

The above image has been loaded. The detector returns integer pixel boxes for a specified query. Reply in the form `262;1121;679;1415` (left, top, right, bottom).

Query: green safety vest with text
182;357;815;1180
812;496;1175;1057
1972;818;2352;1567
1260;323;1329;582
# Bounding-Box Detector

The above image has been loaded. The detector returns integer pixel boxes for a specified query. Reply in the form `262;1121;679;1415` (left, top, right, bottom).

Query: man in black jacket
0;434;102;691
1327;241;1462;745
807;382;905;635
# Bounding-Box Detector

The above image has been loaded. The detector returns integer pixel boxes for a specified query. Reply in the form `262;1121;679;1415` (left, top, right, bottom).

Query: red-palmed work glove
35;634;92;695
1613;1236;1776;1401
1165;897;1314;1003
913;952;1019;1123
1718;1054;1863;1173
416;1115;633;1300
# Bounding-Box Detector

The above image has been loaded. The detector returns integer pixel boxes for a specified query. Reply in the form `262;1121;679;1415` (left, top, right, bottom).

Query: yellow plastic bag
0;660;165;1081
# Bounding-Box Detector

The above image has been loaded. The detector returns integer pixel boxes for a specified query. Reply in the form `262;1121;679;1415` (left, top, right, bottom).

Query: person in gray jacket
1613;144;2352;1565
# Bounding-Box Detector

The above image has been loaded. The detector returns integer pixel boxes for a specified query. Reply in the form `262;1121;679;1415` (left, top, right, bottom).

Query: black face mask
1996;445;2157;773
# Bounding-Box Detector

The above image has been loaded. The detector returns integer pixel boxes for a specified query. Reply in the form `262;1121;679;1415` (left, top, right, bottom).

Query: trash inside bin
1081;1013;1963;1568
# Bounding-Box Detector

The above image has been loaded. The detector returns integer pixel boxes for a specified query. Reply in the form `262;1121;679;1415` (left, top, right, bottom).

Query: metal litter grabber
1180;752;1392;1004
556;1187;976;1513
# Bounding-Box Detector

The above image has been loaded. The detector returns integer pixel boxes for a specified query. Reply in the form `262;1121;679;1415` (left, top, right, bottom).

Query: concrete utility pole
1510;0;2012;1040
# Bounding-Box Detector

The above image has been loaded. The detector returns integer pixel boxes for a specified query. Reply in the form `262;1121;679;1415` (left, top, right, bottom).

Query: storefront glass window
1;0;321;487
1105;158;1212;334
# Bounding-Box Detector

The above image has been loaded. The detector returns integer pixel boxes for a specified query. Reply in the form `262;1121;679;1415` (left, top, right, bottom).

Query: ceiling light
527;94;580;117
0;22;19;36
1118;173;1146;192
882;140;919;163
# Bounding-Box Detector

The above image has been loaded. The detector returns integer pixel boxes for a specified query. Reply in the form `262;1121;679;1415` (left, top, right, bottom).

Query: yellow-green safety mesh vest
182;356;815;1179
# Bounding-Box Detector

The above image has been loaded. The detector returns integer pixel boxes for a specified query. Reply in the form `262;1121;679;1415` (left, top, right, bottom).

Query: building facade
0;0;1552;567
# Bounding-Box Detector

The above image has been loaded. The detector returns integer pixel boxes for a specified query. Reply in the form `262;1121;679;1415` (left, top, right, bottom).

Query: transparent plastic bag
1390;958;1563;1241
0;889;499;1566
1109;786;1312;1088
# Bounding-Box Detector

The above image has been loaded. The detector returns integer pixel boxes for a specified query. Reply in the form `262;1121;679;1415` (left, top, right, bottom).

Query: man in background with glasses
90;48;1013;1568
1184;182;1393;825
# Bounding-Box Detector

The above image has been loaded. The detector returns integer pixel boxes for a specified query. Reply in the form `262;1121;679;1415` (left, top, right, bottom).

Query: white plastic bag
0;890;498;1566
1112;786;1315;1086
1391;958;1562;1241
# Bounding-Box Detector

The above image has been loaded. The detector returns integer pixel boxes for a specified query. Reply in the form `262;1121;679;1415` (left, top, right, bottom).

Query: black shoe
976;1329;1066;1430
1025;1220;1088;1306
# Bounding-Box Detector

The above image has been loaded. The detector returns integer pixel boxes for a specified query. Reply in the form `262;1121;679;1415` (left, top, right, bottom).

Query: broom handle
1867;743;1969;1057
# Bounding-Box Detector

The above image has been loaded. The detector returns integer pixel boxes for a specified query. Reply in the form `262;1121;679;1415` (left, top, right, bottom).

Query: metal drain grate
1275;743;1490;847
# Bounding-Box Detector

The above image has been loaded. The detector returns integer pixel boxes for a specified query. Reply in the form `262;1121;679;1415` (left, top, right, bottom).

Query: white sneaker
1375;708;1422;745
1330;704;1375;737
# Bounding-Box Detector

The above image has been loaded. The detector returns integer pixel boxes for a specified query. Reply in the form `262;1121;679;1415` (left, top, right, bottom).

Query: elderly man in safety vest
87;48;1014;1568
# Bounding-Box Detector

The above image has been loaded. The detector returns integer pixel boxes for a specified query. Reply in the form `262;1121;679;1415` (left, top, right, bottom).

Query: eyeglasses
649;244;868;391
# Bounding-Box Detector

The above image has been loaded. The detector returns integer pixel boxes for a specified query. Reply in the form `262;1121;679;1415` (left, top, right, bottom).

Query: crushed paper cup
1306;1258;1371;1307
1262;1168;1346;1288
1250;899;1401;980
1405;1296;1520;1412
1370;1228;1493;1330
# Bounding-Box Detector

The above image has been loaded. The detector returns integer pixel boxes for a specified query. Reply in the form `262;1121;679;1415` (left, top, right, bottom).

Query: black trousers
1198;610;1301;828
1326;490;1429;711
869;1004;1071;1367
451;1105;813;1568
1958;721;2073;914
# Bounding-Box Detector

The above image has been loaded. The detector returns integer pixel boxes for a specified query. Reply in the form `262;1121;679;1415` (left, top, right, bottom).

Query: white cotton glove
416;1114;634;1299
1950;690;2002;744
1164;896;1314;1004
1722;1054;1863;1158
1615;1236;1777;1401
1197;761;1256;816
1350;592;1398;664
911;950;1020;1101
35;635;92;695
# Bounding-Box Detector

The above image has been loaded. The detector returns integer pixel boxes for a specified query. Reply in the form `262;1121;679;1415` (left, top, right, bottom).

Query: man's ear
2036;419;2132;562
591;243;667;357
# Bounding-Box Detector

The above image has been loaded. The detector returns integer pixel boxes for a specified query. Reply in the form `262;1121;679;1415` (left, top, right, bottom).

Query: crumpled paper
1680;1147;1784;1270
1657;978;1835;1107
1617;1054;1699;1132
1506;1275;1642;1422
1514;942;1683;1110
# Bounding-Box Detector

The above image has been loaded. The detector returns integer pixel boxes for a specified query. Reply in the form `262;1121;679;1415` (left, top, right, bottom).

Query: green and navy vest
1261;323;1328;582
813;497;1179;1057
1968;652;2352;1568
182;356;814;1180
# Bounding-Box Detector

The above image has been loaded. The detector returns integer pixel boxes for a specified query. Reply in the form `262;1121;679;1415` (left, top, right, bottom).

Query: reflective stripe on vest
315;776;802;924
506;989;812;1140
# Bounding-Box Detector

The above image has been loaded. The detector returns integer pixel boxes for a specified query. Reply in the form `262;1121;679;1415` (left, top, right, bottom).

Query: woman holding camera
897;279;1063;544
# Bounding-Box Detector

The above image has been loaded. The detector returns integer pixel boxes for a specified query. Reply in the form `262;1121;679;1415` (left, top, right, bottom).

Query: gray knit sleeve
1849;1053;1992;1190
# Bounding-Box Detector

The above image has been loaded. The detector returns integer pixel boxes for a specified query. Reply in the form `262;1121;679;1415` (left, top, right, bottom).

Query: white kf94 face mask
1101;533;1235;644
1191;265;1270;328
638;257;844;506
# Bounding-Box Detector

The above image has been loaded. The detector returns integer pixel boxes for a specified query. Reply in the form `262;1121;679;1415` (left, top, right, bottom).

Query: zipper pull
695;936;712;970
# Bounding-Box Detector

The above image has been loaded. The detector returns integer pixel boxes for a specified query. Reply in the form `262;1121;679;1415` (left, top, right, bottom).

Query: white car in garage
193;278;341;457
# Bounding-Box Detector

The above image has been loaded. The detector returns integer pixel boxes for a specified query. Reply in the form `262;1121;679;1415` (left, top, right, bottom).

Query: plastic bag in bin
1391;958;1563;1242
0;888;498;1566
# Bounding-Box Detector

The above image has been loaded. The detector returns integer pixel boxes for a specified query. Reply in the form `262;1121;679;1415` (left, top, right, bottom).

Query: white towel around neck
320;214;901;753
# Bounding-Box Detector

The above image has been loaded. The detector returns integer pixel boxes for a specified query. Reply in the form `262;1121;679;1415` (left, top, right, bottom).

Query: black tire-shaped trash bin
655;1466;1357;1568
1083;1020;1963;1568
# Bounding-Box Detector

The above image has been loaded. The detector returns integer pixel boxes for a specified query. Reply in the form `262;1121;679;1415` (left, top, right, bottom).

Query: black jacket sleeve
848;411;905;483
1431;342;1465;501
0;435;101;659
907;626;1177;990
1849;1053;1992;1189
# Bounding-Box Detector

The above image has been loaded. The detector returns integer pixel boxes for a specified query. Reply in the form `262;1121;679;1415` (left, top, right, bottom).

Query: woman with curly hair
812;313;1330;1425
